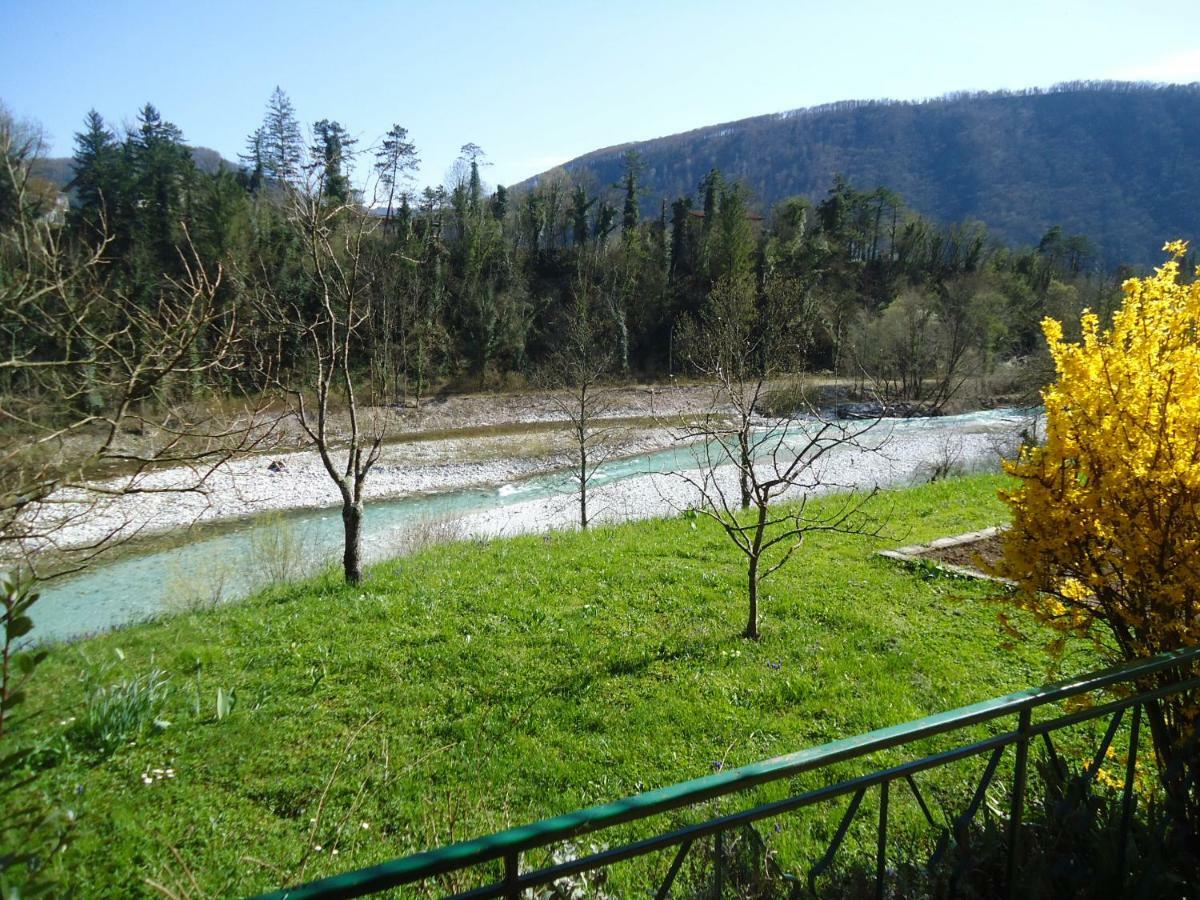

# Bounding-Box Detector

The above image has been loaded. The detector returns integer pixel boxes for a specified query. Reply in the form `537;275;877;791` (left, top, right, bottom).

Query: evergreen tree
310;119;357;202
396;193;413;239
459;143;486;211
239;126;266;193
620;148;642;232
594;200;616;248
522;191;543;256
669;196;693;280
260;87;303;183
374;123;418;223
700;168;722;234
655;199;669;272
68;110;120;234
126;103;194;281
490;184;508;223
708;182;755;285
570;185;594;247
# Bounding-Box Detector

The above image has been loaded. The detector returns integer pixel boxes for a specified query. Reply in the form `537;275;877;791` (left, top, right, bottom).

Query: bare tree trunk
746;554;760;640
579;426;589;529
259;183;387;587
745;504;767;640
613;306;629;376
342;498;364;584
739;433;752;511
545;261;616;531
675;274;885;641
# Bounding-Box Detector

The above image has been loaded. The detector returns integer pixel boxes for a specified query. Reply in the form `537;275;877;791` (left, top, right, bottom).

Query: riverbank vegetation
6;473;1096;896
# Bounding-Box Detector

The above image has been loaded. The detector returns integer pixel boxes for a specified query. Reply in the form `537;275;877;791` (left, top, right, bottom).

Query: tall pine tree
374;123;418;223
311;119;357;202
259;87;303;183
68;109;120;235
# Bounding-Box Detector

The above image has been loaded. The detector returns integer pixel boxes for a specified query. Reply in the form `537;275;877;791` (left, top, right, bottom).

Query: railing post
1117;701;1142;883
714;830;724;897
1005;707;1031;900
504;850;520;900
875;780;890;900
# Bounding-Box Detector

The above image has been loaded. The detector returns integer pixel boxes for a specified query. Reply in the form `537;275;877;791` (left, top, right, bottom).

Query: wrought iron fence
256;646;1200;899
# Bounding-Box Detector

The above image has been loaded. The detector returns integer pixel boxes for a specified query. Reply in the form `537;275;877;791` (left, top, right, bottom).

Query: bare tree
254;172;388;584
856;277;993;414
0;117;265;575
676;275;885;640
542;263;620;529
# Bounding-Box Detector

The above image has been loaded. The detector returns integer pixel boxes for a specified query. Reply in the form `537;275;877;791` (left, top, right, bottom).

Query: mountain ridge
519;81;1200;266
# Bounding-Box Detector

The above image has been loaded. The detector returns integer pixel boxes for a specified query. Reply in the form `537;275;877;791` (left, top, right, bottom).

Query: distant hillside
522;82;1200;266
31;146;235;192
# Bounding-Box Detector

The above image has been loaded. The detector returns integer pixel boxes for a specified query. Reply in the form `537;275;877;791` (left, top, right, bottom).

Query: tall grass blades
67;669;170;760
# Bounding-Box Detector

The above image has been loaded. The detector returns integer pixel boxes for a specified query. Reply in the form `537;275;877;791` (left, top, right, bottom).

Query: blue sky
3;0;1198;189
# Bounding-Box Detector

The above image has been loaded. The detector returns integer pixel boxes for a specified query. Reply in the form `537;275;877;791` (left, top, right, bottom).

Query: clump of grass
242;511;316;587
163;550;235;613
65;669;171;760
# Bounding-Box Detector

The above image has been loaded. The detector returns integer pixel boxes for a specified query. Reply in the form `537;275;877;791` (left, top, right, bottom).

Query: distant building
38;192;70;226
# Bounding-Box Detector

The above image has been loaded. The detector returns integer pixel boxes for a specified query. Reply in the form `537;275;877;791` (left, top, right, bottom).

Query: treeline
7;89;1131;411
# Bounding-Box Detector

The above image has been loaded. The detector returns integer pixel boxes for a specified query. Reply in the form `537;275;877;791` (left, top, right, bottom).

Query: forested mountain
521;82;1200;266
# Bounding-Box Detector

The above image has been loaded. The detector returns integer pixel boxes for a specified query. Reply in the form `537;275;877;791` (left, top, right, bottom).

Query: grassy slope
17;473;1078;896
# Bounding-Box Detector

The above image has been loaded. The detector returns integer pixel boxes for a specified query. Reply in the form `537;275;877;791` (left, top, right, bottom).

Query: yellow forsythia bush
999;241;1200;822
1000;240;1200;658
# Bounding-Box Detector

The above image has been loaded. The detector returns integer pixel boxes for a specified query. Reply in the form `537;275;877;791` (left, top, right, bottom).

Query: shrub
756;376;821;418
998;240;1200;835
164;549;234;612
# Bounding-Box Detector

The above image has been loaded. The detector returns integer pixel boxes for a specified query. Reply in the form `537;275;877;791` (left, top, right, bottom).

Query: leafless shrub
922;435;966;482
163;550;235;613
393;515;463;557
756;375;822;418
241;512;316;588
539;255;621;529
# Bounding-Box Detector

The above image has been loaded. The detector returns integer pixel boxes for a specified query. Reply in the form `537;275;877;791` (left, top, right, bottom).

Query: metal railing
256;646;1200;899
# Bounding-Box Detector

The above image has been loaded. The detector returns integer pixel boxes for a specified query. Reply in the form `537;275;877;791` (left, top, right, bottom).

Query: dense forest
2;87;1149;419
521;81;1200;267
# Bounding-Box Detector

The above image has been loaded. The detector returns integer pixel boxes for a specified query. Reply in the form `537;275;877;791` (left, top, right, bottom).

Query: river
30;407;1037;643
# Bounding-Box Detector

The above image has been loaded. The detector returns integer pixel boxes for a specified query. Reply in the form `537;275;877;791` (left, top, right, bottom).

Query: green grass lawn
13;473;1093;897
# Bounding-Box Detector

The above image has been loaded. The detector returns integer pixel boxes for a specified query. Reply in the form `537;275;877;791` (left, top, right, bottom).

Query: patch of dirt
917;534;1005;573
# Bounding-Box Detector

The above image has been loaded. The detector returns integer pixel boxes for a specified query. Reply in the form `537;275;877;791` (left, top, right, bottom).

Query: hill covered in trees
522;82;1200;266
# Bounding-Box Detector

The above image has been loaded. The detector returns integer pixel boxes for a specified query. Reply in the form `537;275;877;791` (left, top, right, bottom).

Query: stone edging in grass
876;526;1015;584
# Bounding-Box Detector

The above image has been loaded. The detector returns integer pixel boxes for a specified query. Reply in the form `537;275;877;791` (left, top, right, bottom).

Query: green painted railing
256;646;1200;899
